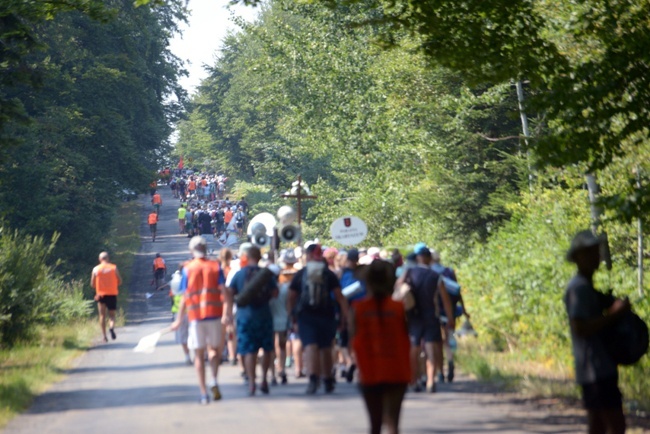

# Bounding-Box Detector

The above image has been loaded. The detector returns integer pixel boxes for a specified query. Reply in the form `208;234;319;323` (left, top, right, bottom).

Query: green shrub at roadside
0;227;92;347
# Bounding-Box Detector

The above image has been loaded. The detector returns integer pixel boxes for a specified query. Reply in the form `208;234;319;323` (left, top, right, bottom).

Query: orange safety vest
201;179;208;187
148;213;158;225
93;263;119;296
153;257;165;270
183;258;223;322
188;180;197;190
224;210;233;223
152;194;162;204
352;297;412;386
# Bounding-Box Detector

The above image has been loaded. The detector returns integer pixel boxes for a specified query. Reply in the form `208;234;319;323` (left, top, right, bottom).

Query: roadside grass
0;321;96;428
0;199;142;428
457;338;650;432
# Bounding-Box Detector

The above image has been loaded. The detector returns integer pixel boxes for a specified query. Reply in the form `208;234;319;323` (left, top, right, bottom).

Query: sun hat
280;249;298;264
566;230;601;262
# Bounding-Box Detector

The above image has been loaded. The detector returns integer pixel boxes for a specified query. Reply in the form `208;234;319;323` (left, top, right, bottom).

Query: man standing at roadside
91;252;122;342
564;230;629;434
171;236;225;405
288;244;349;394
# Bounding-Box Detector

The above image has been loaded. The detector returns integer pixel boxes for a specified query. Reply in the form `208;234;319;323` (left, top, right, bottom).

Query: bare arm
90;269;96;289
333;287;349;327
437;280;455;330
222;286;234;325
571;299;630;338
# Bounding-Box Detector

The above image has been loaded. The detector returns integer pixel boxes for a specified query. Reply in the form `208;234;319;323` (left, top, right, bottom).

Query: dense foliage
0;228;92;347
0;0;186;276
177;0;650;408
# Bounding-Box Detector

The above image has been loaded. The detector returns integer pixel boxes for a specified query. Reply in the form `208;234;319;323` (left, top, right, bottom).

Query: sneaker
412;383;424;393
437;373;445;384
345;364;356;383
260;381;269;394
340;369;347;379
427;383;436;393
280;373;288;385
109;328;116;340
271;377;278;386
211;384;221;401
230;358;238;366
324;377;335;394
447;361;455;383
306;375;319;395
199;394;209;405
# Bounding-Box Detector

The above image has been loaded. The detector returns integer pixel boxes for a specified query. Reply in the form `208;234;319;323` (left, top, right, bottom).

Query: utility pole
280;175;317;245
635;167;645;298
585;174;613;272
515;80;534;195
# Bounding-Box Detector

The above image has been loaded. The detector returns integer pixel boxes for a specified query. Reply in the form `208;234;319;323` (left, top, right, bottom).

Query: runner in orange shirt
148;210;159;242
152;191;162;214
91;252;123;342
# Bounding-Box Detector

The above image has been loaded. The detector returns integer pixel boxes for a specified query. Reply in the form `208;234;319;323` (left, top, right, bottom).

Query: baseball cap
414;242;428;255
346;248;360;263
188;236;207;258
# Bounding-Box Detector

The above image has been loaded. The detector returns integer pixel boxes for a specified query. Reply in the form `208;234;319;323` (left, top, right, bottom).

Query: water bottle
170;270;182;295
448;332;458;353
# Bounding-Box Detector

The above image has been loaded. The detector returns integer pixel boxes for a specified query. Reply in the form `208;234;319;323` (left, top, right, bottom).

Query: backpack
296;264;332;312
392;269;417;313
235;212;244;223
602;310;649;366
235;267;274;308
432;264;462;317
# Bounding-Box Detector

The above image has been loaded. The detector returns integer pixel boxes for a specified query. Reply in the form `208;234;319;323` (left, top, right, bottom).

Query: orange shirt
201;179;208;187
153;257;165;270
352;297;411;385
152;194;162;204
183;258;223;321
224;209;233;223
148;213;158;225
188;180;197;190
93;263;119;296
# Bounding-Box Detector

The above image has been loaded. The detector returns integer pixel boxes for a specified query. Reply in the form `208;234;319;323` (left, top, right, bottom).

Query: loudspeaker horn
251;233;270;247
279;224;301;243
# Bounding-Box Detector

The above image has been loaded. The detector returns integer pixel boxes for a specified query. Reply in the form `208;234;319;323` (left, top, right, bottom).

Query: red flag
178;156;184;169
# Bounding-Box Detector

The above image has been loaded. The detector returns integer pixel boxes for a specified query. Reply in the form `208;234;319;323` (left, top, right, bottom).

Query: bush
0;227;92;347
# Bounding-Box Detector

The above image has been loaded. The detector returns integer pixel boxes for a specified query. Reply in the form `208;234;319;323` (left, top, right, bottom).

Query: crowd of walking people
90;175;634;434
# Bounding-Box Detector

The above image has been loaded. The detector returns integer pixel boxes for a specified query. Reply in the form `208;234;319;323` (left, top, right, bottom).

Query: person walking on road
178;204;187;234
223;244;278;396
288;243;349;395
564;230;629;434
351;259;411;434
171;236;226;405
148;210;158;242
395;246;454;393
91;252;122;342
152;253;166;289
152;191;162;214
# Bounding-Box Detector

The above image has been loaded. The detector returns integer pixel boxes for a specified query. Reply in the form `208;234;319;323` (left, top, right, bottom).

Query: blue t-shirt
229;266;276;321
340;268;366;302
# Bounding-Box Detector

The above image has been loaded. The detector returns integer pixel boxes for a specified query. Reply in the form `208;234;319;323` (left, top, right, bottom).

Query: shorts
149;223;157;232
154;204;160;212
172;313;189;345
188;318;223;350
298;314;337;349
97;295;117;311
581;377;623;410
408;319;441;345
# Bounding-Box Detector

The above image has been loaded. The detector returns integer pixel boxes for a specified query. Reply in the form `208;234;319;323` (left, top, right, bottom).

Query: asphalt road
3;187;587;434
